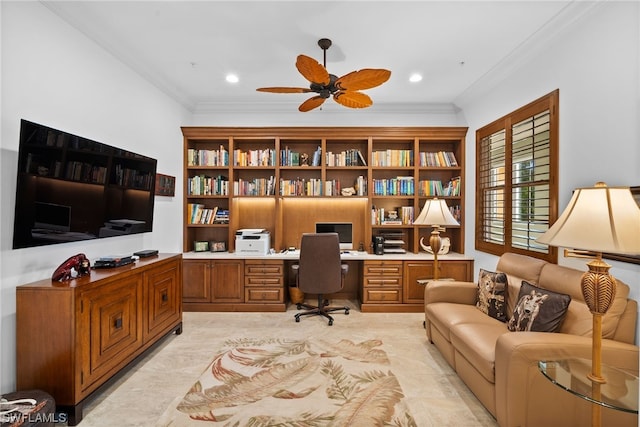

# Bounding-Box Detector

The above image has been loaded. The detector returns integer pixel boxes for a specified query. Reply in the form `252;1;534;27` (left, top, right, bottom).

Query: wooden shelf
182;127;467;255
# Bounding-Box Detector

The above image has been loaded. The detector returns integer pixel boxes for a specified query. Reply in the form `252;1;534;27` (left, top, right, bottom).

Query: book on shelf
311;146;322;166
187;203;222;225
356;149;367;166
187;146;229;166
213;209;230;224
419;151;458;167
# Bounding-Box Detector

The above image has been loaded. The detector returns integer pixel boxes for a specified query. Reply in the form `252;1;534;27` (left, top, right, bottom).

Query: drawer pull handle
114;318;123;329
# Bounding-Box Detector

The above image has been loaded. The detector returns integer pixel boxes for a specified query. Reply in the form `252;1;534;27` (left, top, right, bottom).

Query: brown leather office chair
292;233;350;325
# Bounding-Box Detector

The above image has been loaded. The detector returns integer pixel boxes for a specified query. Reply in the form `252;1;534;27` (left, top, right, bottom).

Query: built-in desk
182;252;473;312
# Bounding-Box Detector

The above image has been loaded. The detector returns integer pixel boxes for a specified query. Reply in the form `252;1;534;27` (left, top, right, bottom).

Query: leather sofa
424;252;638;427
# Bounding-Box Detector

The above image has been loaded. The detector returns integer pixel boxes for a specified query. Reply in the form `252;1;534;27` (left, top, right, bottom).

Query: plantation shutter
511;111;551;253
475;90;558;262
478;129;506;248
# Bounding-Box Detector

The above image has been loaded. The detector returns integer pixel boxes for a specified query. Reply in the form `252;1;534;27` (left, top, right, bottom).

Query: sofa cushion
507;281;571;332
496;253;547;319
426;303;498;342
476;269;507;322
450;322;509;383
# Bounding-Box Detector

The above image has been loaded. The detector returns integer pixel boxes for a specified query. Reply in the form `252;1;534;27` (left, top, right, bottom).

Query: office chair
292;233;350;325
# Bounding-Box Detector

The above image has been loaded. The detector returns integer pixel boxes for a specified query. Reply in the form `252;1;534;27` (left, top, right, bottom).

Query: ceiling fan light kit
256;38;391;112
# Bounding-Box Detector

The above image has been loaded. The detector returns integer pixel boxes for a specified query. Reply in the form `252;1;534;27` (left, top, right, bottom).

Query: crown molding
455;0;602;107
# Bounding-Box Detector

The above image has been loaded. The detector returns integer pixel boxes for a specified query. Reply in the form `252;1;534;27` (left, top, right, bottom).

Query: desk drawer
362;289;402;303
245;276;284;286
363;276;402;287
245;287;283;303
363;261;403;276
245;261;283;275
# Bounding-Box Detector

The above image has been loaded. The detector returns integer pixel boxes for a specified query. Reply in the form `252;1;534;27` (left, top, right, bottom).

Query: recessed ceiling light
226;74;239;83
409;73;423;83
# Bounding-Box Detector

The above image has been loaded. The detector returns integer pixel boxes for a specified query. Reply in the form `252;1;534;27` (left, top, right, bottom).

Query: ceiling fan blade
298;96;326;112
296;55;330;86
335;69;391;91
333;91;373;109
256;87;312;93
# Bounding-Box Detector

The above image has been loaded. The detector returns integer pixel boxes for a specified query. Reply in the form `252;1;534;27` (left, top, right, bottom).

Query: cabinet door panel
211;260;244;303
144;260;182;342
403;260;474;304
183;260;211;302
81;276;142;389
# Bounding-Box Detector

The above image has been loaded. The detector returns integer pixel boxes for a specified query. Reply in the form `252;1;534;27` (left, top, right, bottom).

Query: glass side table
539;358;638;427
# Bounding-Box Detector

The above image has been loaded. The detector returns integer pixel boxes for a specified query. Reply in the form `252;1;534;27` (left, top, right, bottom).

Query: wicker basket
289;286;305;304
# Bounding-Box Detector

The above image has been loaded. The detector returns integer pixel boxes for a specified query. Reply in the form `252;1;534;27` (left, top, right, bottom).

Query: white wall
456;1;640;341
0;2;190;392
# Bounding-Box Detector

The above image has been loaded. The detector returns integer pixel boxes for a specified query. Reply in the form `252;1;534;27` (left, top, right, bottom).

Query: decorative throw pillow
476;269;507;322
508;281;571;332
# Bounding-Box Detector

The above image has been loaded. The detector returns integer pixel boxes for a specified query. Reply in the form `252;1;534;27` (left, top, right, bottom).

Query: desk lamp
415;197;459;280
537;182;640;384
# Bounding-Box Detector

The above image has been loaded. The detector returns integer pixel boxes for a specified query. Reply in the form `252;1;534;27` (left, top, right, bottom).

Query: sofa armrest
495;332;639;427
424;280;477;306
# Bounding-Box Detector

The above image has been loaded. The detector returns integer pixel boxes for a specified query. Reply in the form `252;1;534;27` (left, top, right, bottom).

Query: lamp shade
414;198;459;226
537;182;640;255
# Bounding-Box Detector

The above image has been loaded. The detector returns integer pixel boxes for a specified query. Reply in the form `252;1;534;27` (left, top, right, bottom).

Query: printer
235;229;271;255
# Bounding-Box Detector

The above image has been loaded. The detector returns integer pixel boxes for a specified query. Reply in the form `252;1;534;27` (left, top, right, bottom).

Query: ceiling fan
256;38;391;112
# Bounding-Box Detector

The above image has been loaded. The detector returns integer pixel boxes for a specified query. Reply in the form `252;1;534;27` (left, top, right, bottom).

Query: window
476;90;558;262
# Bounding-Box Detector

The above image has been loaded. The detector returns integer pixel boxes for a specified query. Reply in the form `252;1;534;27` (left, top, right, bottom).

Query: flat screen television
12;119;157;249
315;222;353;250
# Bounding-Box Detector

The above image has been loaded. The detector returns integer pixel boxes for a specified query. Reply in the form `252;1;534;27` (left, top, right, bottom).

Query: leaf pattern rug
161;337;417;426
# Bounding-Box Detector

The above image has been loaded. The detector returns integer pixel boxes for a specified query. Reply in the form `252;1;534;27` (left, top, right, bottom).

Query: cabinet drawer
245;288;283;303
245;276;284;286
362;289;402;303
363;276;402;287
363;261;403;276
245;264;283;275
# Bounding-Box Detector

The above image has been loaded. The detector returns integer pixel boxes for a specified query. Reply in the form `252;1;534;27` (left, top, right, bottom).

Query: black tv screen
12;119;157;249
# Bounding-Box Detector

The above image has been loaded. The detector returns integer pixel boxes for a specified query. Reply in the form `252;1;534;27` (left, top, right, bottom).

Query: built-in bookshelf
182;127;467;254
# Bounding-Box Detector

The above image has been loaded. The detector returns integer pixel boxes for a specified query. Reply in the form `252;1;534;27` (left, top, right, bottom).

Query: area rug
160;337;417;426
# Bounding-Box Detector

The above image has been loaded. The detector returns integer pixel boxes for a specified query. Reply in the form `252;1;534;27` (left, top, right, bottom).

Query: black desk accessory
134;249;159;258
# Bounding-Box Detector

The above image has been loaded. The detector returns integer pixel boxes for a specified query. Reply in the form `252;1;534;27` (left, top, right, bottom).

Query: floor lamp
537;182;640;427
415;197;459;280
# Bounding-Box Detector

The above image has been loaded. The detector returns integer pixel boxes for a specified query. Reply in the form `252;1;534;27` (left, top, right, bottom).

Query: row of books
233;149;276;166
371;149;414;167
418;177;461;197
371;207;415;225
187;147;229;166
233;177;276;196
187;204;229;224
325;149;367;166
187;175;229;196
418;151;458;167
279;178;323;196
280;146;322;166
278;175;368;197
187;148;456;168
372;176;414;196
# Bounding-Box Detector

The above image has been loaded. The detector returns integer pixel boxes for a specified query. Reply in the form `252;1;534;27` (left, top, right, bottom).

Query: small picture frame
210;241;227;252
193;241;209;252
155;173;176;197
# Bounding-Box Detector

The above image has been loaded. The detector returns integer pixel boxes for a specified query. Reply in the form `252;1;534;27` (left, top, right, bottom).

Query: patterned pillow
508;281;571;332
476;269;507;322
